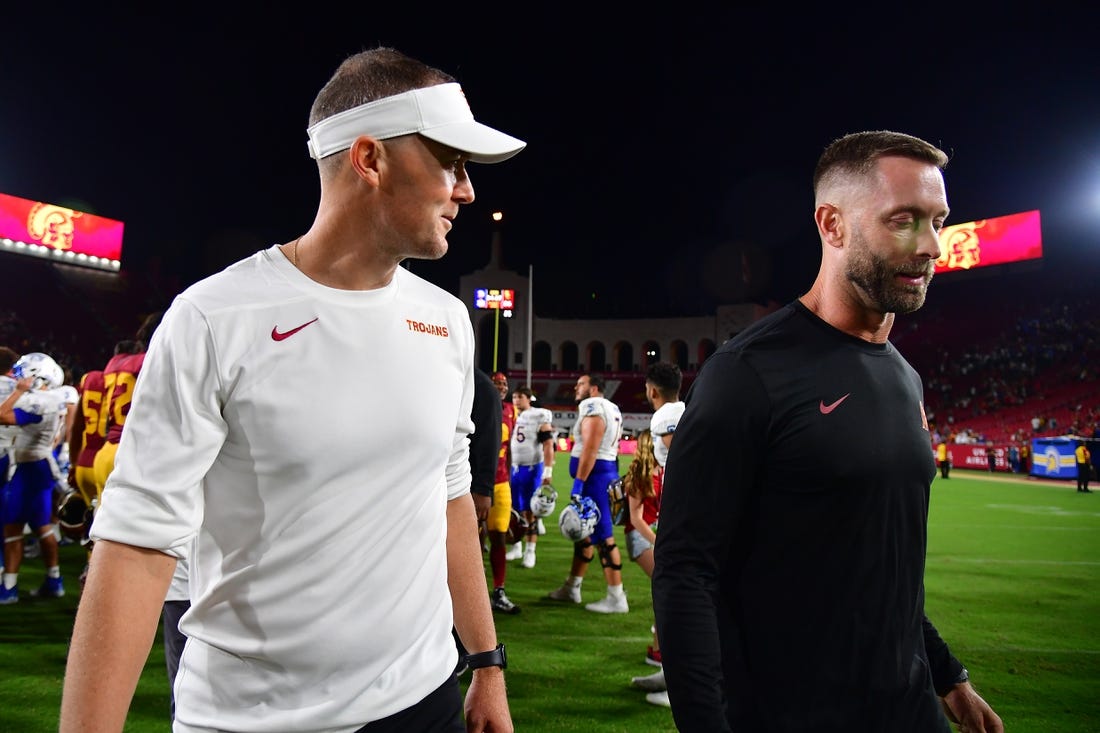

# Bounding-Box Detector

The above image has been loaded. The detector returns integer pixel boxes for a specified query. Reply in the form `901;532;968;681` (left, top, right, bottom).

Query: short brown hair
309;47;455;178
813;130;949;199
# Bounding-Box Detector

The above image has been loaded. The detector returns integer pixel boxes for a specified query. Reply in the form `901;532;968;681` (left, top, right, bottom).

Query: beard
845;228;934;315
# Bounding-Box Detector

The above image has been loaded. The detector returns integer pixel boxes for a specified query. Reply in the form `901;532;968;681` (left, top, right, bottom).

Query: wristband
464;643;507;670
542;465;553;480
572;477;585;497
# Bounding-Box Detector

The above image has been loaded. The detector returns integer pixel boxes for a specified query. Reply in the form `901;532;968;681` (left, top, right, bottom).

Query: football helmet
12;352;63;390
559;495;600;542
504;508;529;545
530;484;558;518
56;491;93;542
607;477;627;526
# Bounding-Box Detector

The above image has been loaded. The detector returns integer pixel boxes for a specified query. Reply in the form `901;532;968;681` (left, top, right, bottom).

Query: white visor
306;82;525;164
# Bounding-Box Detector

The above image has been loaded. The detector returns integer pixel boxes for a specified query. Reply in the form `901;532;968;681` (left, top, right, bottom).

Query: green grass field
2;461;1097;732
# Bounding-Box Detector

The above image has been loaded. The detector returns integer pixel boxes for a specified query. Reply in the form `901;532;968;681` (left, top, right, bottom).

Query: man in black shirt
652;131;1003;732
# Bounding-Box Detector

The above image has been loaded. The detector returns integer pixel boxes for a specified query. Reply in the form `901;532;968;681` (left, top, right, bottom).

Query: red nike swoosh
819;393;850;414
271;318;318;341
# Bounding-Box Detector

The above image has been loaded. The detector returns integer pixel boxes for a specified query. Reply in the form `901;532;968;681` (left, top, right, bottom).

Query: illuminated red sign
935;209;1041;274
0;192;124;271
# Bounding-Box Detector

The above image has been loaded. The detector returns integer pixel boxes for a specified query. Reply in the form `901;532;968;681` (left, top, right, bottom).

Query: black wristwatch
464;643;507;670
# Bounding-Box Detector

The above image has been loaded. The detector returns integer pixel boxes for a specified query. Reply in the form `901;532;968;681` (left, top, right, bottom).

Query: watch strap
464;643;507;670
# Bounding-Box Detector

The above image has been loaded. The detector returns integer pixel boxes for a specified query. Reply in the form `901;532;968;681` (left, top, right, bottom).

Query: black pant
354;675;464;733
1078;463;1091;491
938;460;950;479
162;600;190;720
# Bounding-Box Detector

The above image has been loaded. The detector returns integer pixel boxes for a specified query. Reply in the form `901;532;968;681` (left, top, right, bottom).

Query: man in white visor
62;47;523;733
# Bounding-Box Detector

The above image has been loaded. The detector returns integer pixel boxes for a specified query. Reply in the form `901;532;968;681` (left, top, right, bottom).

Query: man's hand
464;667;513;732
941;681;1003;732
472;493;491;522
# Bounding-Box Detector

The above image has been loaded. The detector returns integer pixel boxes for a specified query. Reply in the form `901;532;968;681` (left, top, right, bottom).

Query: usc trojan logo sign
26;202;83;251
936;219;986;271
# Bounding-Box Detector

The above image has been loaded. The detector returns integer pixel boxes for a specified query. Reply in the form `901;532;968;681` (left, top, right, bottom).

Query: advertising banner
1030;438;1079;479
935;209;1041;274
951;444;1009;472
0;192;123;271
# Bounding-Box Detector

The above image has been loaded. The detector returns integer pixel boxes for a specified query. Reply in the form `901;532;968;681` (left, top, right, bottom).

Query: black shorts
354;675;464;733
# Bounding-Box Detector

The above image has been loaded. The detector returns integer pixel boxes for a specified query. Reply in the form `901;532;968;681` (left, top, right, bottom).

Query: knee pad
598;542;622;571
574;539;594;563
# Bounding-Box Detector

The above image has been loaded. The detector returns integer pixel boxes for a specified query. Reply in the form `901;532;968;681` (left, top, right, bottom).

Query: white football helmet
530;484;558;518
12;352;63;390
559;495;600;542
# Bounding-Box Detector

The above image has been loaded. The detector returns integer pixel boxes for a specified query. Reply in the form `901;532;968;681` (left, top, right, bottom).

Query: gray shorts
625;527;655;560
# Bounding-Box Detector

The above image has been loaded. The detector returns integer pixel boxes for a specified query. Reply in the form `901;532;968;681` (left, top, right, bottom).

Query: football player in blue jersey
0;352;70;603
547;374;628;613
509;386;555;568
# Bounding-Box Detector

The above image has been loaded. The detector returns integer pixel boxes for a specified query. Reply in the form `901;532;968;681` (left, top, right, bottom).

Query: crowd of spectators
3;253;1098;452
900;265;1099;448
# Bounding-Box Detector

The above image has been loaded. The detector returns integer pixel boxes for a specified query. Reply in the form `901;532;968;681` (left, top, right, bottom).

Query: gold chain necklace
292;236;302;269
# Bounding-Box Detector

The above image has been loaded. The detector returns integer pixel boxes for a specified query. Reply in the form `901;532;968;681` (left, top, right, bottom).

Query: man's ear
348;135;382;185
814;203;845;250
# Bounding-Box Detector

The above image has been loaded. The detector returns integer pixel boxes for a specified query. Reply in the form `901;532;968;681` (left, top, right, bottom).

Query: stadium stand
1;251;1095;453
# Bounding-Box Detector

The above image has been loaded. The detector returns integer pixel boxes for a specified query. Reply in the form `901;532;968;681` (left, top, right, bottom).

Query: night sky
4;9;1099;318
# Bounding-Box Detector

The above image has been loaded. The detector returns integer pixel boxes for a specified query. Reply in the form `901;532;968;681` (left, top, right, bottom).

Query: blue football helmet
558;495;600;542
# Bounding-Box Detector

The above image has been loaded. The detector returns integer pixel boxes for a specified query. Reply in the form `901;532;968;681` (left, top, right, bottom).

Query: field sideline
0;463;1096;732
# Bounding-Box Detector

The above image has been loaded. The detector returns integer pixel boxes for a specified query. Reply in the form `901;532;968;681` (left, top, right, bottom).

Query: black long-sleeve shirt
470;369;502;498
652;301;964;732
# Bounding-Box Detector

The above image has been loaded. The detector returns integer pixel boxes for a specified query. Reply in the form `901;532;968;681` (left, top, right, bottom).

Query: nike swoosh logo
819;393;850;414
271;318;318;342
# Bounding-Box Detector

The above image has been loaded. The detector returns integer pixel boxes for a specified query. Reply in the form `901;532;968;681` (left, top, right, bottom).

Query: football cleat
585;592;628;614
631;668;667;692
491;587;521;615
646;691;672;708
31;576;65;599
546;580;582;604
12;352;64;390
530;484;557;518
558;496;599;542
0;585;18;604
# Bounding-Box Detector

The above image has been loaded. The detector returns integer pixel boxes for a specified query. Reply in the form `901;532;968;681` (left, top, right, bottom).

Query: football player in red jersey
485;372;520;614
92;318;160;495
69;342;140;508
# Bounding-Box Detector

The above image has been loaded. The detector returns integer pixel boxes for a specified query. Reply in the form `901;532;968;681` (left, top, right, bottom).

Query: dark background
4;8;1099;318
